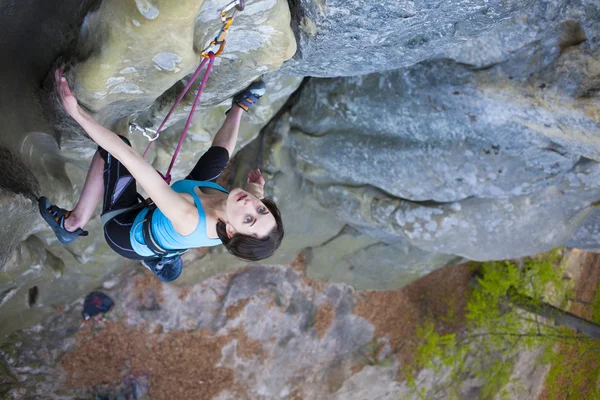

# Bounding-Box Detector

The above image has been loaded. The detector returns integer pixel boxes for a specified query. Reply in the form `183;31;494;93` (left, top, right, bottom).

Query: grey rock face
441;0;599;68
1;0;599;339
566;208;600;251
256;116;460;289
314;182;599;260
305;228;462;290
283;1;600;261
289;51;599;202
283;0;532;76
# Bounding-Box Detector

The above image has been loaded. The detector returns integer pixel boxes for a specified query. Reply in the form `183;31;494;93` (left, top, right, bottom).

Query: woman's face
225;188;276;238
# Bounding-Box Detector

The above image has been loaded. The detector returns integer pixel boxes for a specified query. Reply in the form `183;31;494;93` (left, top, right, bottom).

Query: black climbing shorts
99;137;230;260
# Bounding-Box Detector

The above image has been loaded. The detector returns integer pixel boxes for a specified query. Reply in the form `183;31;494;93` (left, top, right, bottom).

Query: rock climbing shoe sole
142;256;183;283
38;196;88;244
227;80;266;113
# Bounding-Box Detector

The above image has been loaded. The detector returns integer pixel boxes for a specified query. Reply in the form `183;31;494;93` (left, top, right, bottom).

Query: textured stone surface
566;208;600;251
0;0;130;337
282;0;530;77
1;266;375;399
0;0;300;336
289;52;600;202
305;230;461;290
441;0;599;68
253;115;460;288
72;0;296;124
314;182;600;261
282;6;600;260
1;0;599;343
0;261;554;399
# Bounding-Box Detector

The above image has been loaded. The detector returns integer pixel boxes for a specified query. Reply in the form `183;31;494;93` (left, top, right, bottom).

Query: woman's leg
185;79;266;182
39;136;140;246
66;135;139;232
63;150;104;232
99;137;146;260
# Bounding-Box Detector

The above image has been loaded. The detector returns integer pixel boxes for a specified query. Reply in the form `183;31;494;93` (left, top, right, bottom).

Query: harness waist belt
141;207;188;257
101;203;145;228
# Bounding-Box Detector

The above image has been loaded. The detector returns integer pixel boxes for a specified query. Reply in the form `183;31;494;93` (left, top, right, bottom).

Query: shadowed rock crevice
0;147;39;201
27;286;39;308
559;20;588;53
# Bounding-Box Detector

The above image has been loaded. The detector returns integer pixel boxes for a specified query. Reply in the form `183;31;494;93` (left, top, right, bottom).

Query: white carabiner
129;122;159;142
143;130;159;142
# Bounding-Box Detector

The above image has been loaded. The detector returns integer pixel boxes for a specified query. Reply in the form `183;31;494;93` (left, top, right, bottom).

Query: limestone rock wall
0;0;599;338
283;0;531;76
283;43;600;260
0;0;300;336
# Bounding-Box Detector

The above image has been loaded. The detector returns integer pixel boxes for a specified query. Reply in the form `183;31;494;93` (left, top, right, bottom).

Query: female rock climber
38;69;284;282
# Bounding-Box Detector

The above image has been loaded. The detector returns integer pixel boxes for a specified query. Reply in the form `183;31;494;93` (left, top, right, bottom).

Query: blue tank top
129;180;228;257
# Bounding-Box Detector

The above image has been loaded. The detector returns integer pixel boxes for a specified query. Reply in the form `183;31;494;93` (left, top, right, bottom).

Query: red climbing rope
141;55;210;157
139;0;245;185
142;52;216;184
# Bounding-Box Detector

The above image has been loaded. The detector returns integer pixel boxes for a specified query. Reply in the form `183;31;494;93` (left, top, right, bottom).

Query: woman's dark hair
216;198;284;261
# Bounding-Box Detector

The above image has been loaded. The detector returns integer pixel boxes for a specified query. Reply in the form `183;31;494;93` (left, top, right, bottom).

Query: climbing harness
133;0;246;185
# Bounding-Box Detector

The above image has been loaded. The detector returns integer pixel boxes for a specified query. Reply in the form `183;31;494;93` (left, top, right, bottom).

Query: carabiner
221;0;244;22
222;0;245;14
201;43;224;58
129;122;159;141
214;17;233;43
143;130;159;142
200;1;243;58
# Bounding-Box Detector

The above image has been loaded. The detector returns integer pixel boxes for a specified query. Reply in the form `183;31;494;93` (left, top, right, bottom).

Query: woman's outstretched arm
56;70;199;235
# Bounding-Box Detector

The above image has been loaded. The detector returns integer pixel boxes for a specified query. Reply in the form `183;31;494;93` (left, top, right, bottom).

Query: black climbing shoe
142;256;183;282
226;80;266;114
38;197;88;244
